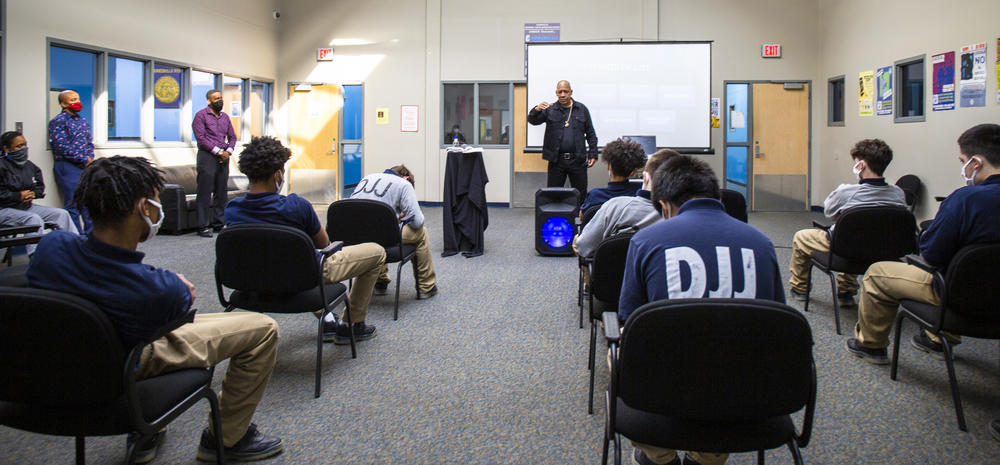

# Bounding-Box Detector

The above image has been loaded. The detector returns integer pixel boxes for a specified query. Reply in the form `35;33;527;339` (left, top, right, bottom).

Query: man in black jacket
527;80;598;198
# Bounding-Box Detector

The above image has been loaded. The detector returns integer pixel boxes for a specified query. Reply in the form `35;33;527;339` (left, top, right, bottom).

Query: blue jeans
53;160;92;234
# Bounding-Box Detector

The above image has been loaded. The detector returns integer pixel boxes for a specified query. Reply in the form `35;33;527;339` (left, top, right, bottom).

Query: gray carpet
2;207;999;464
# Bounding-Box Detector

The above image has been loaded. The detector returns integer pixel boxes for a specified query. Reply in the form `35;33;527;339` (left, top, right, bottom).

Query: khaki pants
631;442;728;465
854;261;959;348
788;228;859;295
137;312;278;447
377;226;437;293
323;243;386;323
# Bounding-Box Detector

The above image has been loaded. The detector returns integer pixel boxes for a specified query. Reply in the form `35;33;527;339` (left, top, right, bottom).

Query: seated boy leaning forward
787;138;906;307
27;155;283;463
618;155;785;465
847;123;1000;365
349;164;438;299
224;136;386;345
579;137;646;213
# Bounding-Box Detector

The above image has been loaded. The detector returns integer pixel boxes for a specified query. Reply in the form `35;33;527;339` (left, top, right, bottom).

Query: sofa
160;165;248;234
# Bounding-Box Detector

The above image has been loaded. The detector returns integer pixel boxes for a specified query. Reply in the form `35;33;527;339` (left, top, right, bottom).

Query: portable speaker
535;188;579;256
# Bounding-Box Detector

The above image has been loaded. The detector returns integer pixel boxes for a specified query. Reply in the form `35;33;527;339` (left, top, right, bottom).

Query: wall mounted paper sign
376;107;389;125
230;101;241;117
730;110;746;129
400;105;419;132
875;66;892;116
932;51;956;111
710;98;721;128
858;70;874;116
959;42;986;107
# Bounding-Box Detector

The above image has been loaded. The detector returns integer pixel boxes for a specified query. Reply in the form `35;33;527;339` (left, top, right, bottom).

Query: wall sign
317;47;334;62
376;107;389;125
401;105;419;132
761;44;781;58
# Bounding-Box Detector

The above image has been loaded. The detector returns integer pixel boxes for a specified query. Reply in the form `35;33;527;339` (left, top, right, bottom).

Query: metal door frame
723;80;813;211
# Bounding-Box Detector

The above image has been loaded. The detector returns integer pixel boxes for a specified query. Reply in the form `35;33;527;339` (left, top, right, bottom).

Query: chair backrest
943;242;1000;321
895;174;922;208
580;204;603;229
720;189;748;223
215;223;321;294
591;233;634;305
618;298;814;422
0;287;125;408
829;206;917;264
326;199;401;249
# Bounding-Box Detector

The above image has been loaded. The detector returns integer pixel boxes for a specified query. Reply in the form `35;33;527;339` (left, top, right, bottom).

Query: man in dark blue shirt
579;137;645;212
617;155;784;465
27;156;283;463
849;123;1000;365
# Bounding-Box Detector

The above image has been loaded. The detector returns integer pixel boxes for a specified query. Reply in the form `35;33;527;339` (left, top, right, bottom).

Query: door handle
754;143;762;158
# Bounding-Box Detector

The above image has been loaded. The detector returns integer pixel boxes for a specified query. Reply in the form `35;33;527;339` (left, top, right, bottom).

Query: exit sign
317;47;334;61
762;44;781;58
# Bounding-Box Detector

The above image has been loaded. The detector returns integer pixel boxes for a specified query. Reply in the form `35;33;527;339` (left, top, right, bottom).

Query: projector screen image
527;41;712;151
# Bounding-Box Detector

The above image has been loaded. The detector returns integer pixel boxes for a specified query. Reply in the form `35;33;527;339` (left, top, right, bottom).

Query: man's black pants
546;158;588;203
196;149;228;229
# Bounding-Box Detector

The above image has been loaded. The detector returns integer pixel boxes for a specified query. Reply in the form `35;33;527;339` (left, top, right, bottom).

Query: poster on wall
996;38;1000;103
959;42;987;108
875;66;893;116
932;51;956;111
858;70;874;116
400;105;419;132
710;98;720;128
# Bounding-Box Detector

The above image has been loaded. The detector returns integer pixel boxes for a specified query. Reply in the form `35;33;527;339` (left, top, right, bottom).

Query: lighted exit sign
317;47;334;61
762;44;781;58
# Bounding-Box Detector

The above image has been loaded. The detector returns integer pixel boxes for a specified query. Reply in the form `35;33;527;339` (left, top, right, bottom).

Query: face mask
68;102;83;113
140;199;164;241
6;147;28;165
274;172;285;193
210;100;224;112
961;157;980;186
852;161;864;180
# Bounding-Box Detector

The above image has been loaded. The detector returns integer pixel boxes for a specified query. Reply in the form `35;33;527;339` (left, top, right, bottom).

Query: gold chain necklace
564;103;573;128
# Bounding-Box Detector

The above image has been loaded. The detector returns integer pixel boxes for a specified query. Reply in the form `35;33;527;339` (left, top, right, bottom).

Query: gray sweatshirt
350;172;424;229
823;179;906;218
575;191;660;257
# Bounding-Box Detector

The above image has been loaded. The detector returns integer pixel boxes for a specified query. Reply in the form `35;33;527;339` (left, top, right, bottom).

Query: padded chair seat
0;367;211;437
229;282;347;314
900;299;1000;339
385;243;417;263
616;398;796;453
810;251;873;275
0;264;29;287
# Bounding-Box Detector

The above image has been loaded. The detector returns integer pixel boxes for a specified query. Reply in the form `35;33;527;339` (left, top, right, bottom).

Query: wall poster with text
959;42;986;108
875;66;892;116
932;51;956;111
858;70;874;116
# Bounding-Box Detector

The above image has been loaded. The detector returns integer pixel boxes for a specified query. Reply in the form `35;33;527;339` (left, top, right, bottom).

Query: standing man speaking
528;80;598;198
48;89;94;234
192;89;236;237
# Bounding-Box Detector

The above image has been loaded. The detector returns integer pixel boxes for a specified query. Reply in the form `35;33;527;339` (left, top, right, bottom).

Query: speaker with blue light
535;188;579;256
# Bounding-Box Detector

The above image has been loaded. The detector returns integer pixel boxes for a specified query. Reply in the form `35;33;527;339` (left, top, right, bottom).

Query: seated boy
579;137;646;212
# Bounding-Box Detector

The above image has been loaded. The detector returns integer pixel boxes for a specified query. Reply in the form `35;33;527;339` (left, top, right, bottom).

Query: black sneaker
321;314;342;342
333;322;376;345
373;281;389;295
837;292;857;307
990;419;1000;442
417;285;438;300
197;228;213;238
846;338;889;365
632;448;680;465
127;430;165;464
911;333;946;360
196;423;282;462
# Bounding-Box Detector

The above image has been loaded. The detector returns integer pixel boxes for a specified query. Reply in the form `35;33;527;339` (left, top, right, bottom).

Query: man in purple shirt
47;89;94;234
191;89;237;237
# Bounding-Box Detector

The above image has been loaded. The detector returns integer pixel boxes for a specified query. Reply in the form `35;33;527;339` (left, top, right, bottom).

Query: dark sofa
160;165;247;234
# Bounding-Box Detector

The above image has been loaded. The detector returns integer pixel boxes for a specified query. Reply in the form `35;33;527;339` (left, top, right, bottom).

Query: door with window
287;84;343;205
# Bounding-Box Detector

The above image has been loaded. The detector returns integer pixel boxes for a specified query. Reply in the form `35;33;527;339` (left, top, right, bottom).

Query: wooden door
750;83;810;211
287;84;342;204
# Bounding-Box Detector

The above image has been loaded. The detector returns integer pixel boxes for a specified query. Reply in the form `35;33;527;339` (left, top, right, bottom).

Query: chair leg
613;431;622;465
890;312;907;380
803;264;812;313
206;389;226;465
757;449;765;464
588;328;597;415
75;436;85;465
315;314;324;398
601;421;611;465
393;262;403;320
344;301;357;359
941;337;968;431
124;434;140;465
787;439;804;465
828;271;841;335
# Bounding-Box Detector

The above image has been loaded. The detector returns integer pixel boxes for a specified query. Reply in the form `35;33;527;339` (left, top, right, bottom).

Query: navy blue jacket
920;174;1000;268
527;100;598;163
581;180;641;212
619;198;785;321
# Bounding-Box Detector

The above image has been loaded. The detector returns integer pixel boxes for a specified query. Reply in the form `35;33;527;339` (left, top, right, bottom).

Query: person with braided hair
27;155;284;463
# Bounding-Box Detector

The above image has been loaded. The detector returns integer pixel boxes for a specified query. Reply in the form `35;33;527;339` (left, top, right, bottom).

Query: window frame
106;54;149;142
827;75;845;127
894;54;926;124
440;81;515;148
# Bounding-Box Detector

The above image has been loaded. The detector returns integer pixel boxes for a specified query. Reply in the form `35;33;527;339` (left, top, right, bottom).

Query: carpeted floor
2;207;999;464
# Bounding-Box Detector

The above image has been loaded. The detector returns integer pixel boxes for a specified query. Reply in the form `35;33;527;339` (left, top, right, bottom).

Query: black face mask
210;100;224;112
5;147;28;165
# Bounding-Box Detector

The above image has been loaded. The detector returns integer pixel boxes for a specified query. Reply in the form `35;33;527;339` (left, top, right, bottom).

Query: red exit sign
762;44;781;58
317;47;334;62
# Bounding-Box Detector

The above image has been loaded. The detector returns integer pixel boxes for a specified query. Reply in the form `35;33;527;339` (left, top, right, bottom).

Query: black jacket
527;100;598;163
0;157;44;209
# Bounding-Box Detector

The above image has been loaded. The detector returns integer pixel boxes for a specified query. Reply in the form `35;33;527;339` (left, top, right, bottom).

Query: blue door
724;83;750;201
341;84;364;198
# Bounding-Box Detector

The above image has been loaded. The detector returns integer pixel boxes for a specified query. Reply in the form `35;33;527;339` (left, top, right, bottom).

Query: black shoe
911;333;946;360
197;228;213;238
837;292;857;307
196;423;282;462
990;419;1000;442
632;448;680;465
212;224;224;232
127;430;165;464
333;322;376;345
321;314;342;342
846;338;889;365
417;285;438;300
373;281;389;295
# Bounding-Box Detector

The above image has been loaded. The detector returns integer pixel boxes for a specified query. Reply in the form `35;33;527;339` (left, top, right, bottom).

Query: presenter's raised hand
535;101;551;112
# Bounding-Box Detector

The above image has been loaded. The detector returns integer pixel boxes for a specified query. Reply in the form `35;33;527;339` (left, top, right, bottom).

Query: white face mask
961;157;980;186
275;171;285;193
852;160;864;180
140;199;163;242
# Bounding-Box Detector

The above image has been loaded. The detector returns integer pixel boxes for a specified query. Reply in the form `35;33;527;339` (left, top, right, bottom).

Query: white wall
816;0;1000;221
5;0;278;207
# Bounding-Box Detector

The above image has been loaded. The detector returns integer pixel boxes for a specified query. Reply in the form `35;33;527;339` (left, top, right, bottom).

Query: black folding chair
601;299;815;465
577;203;604;328
587;232;633;414
0;287;224;465
327;198;417;320
215;223;352;398
720;189;749;223
0;223;57;266
890;243;1000;431
895;174;922;212
804;206;917;334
